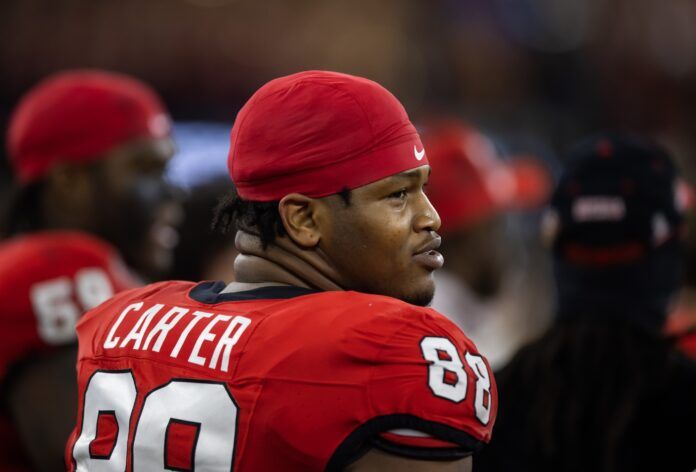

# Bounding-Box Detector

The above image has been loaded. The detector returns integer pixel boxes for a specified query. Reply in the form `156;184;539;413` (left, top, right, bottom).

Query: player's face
319;165;442;306
91;137;181;280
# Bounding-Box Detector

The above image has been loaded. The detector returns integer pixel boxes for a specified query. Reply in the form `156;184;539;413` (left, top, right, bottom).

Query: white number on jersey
420;336;493;425
73;371;137;471
30;267;113;344
420;336;468;402
464;352;492;425
73;371;238;471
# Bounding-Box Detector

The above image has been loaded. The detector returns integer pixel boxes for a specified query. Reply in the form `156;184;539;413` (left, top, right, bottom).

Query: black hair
212;189;286;249
682;213;696;288
477;317;696;472
0;181;46;238
336;187;352;206
212;186;351;249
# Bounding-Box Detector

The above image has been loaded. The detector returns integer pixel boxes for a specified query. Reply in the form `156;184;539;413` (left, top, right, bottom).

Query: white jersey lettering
210;316;252;372
102;302;252;372
104;302;143;349
142;306;189;352
170;311;213;359
120;304;164;349
189;314;232;366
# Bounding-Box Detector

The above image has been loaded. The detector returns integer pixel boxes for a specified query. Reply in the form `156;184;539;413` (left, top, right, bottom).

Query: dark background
3;0;696;185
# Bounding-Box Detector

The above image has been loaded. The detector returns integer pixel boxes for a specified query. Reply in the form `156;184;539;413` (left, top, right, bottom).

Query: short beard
349;277;436;307
398;288;435;307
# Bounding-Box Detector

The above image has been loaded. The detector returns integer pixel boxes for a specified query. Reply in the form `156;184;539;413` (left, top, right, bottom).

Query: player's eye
388;188;408;200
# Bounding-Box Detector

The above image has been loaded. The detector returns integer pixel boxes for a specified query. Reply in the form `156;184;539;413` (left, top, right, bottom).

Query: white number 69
30;268;113;344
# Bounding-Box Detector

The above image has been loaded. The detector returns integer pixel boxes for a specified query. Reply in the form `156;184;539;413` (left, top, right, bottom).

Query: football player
0;70;177;471
66;71;498;471
475;135;696;472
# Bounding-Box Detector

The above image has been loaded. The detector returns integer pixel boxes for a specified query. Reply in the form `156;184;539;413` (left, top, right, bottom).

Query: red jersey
67;280;497;471
667;303;696;360
0;231;137;471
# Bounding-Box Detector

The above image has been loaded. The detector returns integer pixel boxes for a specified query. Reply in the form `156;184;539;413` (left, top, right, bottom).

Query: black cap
546;133;690;330
546;133;688;265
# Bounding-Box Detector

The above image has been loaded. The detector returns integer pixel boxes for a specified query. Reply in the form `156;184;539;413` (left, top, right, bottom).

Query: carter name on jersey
103;301;251;373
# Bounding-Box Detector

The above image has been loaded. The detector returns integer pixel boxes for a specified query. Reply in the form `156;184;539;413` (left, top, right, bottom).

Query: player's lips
413;236;444;270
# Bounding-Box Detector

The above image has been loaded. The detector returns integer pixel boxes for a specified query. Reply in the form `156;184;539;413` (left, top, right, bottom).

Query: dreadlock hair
478;316;695;472
0;181;46;238
682;213;696;288
212;186;351;249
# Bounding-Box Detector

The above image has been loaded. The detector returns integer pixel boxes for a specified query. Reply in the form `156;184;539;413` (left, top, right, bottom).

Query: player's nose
413;192;441;233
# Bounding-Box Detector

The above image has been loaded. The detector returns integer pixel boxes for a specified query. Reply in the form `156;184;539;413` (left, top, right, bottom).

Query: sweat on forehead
228;70;428;201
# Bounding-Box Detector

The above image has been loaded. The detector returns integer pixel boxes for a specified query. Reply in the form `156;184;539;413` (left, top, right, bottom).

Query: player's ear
278;193;322;248
44;162;94;206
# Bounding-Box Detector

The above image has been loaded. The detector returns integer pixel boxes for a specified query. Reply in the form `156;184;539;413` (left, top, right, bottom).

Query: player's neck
232;230;345;291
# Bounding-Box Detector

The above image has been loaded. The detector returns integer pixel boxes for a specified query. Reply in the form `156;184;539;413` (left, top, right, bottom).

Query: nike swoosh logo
414;145;425;161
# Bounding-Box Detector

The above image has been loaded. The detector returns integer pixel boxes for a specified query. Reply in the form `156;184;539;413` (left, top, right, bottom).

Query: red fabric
562;242;646;266
379;431;460;449
229;70;428;201
0;231;137;471
666;304;696;360
677;332;696;360
423;121;550;234
89;412;119;458
7;70;170;184
67;283;497;471
165;421;199;470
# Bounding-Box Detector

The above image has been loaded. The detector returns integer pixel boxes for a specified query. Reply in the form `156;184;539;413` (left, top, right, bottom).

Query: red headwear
423;120;550;235
228;70;427;201
7;70;171;184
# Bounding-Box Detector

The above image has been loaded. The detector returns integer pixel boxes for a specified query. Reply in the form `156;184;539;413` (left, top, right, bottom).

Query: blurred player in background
423;121;551;368
67;71;496;471
0;70;178;471
477;134;696;472
170;177;238;283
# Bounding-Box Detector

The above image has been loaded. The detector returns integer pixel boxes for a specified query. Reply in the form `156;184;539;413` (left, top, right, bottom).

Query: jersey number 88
420;336;492;425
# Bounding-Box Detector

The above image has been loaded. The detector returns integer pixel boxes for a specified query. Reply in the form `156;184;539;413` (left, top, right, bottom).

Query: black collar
189;280;320;304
